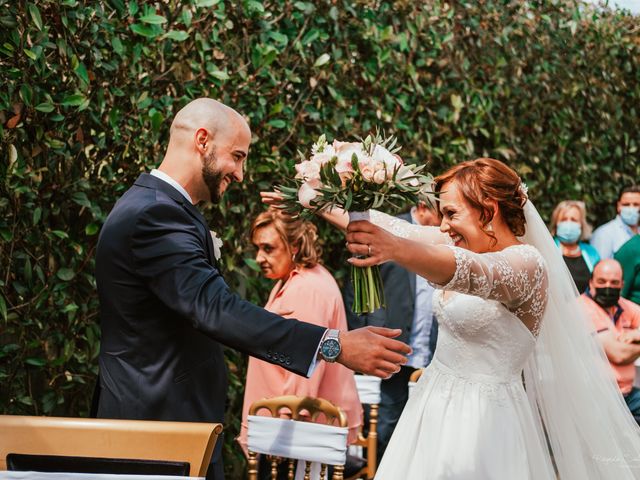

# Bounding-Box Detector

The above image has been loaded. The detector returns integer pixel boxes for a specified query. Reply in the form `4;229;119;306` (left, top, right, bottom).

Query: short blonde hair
549;200;592;241
251;209;322;268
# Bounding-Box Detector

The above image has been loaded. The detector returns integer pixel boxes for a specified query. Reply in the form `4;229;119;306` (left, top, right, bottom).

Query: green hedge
1;0;639;476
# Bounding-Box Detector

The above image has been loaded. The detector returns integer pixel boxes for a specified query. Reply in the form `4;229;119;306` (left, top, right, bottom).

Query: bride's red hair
434;158;527;237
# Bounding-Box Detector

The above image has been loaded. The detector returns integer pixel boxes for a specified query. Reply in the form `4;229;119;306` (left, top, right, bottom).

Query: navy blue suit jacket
95;173;325;430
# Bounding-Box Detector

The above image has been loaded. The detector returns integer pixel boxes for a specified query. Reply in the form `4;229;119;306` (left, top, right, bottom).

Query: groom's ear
195;128;209;153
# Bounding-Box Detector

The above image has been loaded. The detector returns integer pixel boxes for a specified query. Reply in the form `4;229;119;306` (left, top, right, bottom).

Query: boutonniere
210;230;223;261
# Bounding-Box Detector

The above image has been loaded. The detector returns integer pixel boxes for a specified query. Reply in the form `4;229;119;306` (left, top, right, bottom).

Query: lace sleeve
434;244;549;334
369;210;451;246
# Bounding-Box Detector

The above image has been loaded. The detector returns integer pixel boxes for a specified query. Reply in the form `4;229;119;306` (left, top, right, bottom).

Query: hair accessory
519;181;529;206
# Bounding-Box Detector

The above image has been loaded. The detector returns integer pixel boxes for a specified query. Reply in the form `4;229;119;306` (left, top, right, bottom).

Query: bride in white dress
344;158;640;479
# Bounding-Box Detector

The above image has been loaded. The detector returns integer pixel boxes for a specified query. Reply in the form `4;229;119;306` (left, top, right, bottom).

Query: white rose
372;145;401;170
311;145;336;166
334;141;366;171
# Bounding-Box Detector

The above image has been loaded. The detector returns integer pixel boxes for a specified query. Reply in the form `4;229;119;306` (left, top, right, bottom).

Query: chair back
247;395;348;480
348;375;381;480
0;415;222;477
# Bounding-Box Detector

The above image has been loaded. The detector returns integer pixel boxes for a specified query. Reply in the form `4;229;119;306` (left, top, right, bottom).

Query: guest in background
239;209;362;459
579;259;640;423
591;185;640;259
344;201;440;463
549;200;600;293
615;235;640;305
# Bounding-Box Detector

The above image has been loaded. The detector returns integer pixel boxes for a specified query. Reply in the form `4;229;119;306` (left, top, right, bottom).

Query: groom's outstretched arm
131;201;408;378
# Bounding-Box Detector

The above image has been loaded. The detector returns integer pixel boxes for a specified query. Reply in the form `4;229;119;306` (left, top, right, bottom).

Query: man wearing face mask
591;185;640;259
580;259;640;422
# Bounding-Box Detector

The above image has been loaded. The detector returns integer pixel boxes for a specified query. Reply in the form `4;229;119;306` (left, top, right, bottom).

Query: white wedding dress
376;244;556;479
369;206;640;479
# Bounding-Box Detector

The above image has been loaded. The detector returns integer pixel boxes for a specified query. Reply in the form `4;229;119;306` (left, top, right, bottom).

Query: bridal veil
521;200;640;479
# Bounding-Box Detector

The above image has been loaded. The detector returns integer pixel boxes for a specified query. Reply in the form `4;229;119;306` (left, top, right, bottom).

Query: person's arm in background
590;227;612;260
615;246;634;300
597;330;640;365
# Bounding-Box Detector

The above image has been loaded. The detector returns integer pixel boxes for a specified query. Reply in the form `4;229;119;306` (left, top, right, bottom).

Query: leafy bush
1;0;638;476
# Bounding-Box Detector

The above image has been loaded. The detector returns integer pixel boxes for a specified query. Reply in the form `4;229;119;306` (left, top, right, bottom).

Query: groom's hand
337;326;411;378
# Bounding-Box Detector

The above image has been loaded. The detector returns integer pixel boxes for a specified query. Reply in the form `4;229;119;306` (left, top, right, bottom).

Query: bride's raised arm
317;205;449;246
346;220;548;331
260;191;448;246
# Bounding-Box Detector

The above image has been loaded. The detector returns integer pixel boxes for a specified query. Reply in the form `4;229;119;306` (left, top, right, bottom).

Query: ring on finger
367;244;372;256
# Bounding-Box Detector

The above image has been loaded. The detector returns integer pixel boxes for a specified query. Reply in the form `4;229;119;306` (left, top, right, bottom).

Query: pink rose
361;165;374;182
373;169;386;184
298;179;321;208
295;160;320;181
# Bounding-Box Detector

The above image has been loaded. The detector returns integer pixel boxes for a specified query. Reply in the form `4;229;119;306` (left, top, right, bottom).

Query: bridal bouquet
277;132;434;313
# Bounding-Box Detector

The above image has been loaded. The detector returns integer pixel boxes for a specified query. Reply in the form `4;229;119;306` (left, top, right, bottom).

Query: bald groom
95;98;410;479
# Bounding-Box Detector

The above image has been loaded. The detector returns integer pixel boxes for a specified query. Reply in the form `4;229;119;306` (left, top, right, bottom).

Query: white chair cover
247;415;348;466
354;375;381;405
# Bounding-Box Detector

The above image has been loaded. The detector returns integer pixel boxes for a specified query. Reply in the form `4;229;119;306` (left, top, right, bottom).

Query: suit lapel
134;174;218;266
181;202;218;267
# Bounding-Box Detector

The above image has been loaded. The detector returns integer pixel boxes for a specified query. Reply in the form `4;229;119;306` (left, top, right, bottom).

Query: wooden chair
0;415;222;477
247;395;348;480
347;375;381;480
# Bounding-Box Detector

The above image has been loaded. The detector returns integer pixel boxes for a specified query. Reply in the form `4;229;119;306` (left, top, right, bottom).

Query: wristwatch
320;329;342;363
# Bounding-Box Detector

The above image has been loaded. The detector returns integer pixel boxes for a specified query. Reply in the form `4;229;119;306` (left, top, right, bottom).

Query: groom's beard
202;150;224;203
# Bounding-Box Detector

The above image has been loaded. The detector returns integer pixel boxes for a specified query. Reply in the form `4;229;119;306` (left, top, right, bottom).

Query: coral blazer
240;264;363;448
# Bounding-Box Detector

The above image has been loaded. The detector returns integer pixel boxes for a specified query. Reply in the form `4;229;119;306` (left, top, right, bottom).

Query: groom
95;98;410;479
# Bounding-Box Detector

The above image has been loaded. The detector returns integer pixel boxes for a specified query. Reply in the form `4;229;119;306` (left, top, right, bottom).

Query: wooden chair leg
368;404;379;479
288;459;295;480
248;451;258;480
333;464;345;480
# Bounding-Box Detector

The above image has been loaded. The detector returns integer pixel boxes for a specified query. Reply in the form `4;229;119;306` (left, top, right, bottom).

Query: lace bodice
430;246;548;385
435;244;548;336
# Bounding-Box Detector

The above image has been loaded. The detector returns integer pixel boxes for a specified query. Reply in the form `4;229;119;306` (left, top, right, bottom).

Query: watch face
322;338;341;359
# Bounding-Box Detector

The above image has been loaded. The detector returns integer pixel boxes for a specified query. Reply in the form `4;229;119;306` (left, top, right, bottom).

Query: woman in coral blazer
239;208;362;455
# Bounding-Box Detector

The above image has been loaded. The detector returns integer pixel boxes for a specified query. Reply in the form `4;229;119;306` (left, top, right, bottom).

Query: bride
339;158;640;479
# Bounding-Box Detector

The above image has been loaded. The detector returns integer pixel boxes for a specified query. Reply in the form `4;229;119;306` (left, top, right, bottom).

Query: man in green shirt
615;234;640;305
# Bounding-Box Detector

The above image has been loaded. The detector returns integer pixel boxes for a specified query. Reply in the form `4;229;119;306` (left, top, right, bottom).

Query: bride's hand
346;220;400;267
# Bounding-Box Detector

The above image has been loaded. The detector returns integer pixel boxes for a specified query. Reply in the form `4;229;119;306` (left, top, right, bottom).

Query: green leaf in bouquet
344;189;353;211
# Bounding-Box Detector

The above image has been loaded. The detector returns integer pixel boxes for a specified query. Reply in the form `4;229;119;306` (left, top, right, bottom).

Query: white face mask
620;206;640;226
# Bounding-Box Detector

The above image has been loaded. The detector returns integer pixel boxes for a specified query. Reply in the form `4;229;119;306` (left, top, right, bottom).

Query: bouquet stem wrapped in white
278;132;435;314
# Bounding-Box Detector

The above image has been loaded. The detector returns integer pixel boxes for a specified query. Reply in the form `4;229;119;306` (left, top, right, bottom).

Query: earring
487;222;493;232
291;253;296;263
